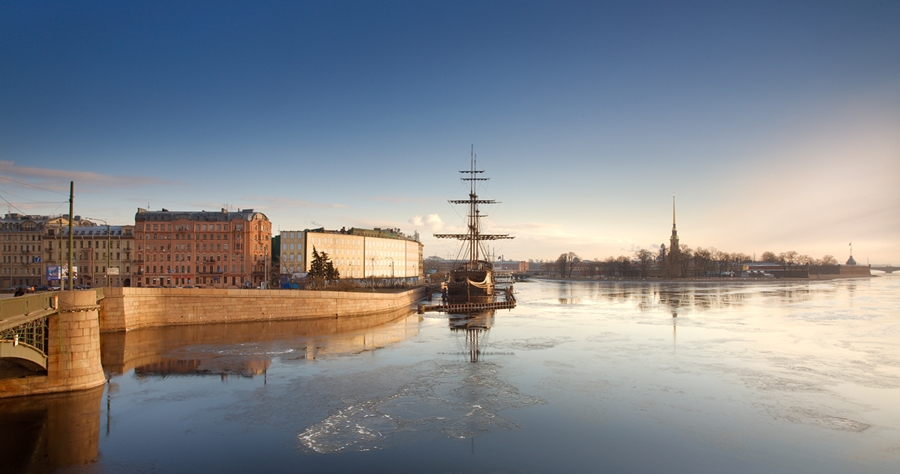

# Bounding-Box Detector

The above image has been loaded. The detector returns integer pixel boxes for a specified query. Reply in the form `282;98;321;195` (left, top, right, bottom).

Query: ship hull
445;263;495;305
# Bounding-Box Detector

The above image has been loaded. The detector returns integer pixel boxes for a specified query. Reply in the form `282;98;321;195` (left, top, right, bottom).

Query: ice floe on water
492;336;573;351
297;360;545;453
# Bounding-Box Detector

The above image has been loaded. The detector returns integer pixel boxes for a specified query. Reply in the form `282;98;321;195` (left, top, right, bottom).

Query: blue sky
2;1;898;263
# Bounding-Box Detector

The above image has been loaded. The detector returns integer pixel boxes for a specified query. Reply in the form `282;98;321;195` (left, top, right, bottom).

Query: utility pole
67;181;74;291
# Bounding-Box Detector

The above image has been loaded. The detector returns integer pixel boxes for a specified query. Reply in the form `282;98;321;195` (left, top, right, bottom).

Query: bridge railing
1;293;58;333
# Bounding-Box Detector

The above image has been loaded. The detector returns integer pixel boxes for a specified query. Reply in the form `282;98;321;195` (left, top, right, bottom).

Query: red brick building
134;208;272;288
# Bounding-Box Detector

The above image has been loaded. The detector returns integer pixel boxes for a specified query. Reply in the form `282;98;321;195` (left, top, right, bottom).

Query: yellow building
0;213;64;288
280;227;423;283
55;224;135;288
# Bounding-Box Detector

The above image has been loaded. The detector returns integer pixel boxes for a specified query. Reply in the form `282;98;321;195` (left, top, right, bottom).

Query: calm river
3;276;899;473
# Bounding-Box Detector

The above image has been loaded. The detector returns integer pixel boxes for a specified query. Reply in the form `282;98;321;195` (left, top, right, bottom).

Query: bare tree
678;245;693;278
556;254;567;277
566;252;580;278
634;249;653;278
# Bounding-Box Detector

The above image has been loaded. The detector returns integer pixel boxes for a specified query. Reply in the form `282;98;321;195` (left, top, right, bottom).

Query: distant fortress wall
839;265;871;277
99;287;426;332
809;264;871;277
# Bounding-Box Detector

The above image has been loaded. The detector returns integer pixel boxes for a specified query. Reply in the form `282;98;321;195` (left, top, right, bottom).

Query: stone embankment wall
99;287;426;332
0;290;107;398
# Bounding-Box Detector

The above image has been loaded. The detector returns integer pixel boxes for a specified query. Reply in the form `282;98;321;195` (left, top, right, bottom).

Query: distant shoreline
526;274;879;283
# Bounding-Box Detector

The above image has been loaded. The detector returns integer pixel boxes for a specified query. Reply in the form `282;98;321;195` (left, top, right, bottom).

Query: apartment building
134;208;272;288
280;227;423;283
0;213;65;288
53;224;135;287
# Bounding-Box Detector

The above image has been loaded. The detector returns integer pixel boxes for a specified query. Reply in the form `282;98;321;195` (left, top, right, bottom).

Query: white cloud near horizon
409;214;444;232
0;161;174;190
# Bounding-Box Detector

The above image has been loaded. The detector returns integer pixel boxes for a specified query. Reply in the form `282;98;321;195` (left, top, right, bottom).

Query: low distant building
280;227;423;283
743;262;809;278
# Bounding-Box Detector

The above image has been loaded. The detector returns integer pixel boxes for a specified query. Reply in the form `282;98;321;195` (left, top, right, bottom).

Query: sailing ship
434;148;514;305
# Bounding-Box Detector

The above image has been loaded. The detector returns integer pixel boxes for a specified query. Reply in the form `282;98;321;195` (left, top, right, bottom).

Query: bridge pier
0;291;106;398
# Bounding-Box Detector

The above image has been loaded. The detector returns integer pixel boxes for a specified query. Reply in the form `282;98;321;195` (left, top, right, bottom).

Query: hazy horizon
2;1;898;264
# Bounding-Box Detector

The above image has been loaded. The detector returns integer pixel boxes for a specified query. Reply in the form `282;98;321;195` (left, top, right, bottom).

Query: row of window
139;233;241;241
139;243;235;251
2;255;42;263
139;265;246;274
139;253;244;262
141;275;245;286
43;241;127;250
0;233;39;239
2;267;39;275
2;244;39;252
139;223;233;232
41;241;131;250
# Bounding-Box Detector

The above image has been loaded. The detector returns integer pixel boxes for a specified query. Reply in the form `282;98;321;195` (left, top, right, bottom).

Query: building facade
280;227;423;283
134;208;272;288
0;213;64;288
53;224;135;288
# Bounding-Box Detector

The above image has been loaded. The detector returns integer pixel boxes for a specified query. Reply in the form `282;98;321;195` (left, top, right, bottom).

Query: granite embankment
99;287;426;332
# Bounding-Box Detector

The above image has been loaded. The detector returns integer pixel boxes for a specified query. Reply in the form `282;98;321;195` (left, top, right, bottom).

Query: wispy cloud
0;161;174;190
243;196;348;209
371;195;430;205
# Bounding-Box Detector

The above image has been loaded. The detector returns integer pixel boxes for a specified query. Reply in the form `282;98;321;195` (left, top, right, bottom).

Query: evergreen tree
325;260;340;282
308;247;340;287
309;248;326;279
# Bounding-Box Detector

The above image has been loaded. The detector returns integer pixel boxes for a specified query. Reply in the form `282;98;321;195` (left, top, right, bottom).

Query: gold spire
672;193;676;230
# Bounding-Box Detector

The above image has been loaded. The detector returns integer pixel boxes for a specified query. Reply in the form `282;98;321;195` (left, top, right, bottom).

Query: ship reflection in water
448;310;516;364
449;311;494;363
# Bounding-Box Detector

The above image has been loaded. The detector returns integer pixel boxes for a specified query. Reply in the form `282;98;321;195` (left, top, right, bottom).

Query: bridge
0;290;107;398
0;293;57;371
870;264;897;274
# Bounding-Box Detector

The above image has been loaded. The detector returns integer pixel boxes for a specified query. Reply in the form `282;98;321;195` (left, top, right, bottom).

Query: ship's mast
435;146;513;264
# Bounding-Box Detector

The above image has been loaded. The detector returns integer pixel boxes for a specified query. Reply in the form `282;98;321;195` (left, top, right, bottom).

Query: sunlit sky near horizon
1;1;898;264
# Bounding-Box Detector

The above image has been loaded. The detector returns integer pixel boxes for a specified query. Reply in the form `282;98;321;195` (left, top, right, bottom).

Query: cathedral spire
669;194;679;256
672;193;676;231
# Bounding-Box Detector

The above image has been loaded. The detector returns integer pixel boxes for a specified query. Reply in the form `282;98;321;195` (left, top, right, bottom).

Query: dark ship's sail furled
434;148;513;305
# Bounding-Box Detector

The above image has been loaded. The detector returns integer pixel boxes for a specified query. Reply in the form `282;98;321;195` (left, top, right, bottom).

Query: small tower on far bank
846;242;857;265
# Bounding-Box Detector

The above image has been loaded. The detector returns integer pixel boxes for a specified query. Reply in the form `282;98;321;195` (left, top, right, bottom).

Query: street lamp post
388;257;394;287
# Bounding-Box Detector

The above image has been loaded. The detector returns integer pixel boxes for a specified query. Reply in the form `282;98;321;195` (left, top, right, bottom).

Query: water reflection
0;385;103;473
449;311;494;363
101;307;419;379
543;280;859;314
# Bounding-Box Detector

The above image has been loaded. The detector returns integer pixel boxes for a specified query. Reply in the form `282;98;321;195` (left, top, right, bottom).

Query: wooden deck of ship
417;289;516;314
